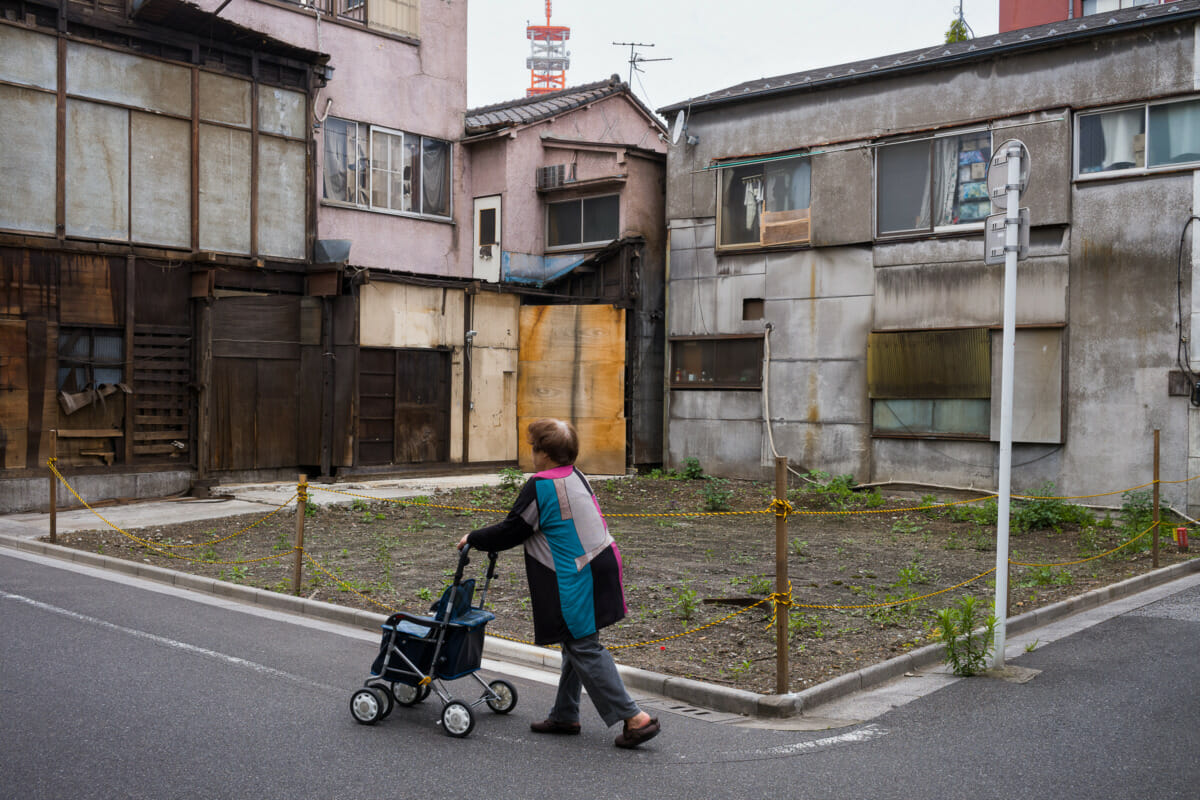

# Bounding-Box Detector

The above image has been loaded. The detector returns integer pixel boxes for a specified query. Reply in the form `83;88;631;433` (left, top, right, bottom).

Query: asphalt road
3;548;1199;800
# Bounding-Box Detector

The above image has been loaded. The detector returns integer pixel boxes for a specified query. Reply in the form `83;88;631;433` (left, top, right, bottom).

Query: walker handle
453;544;471;585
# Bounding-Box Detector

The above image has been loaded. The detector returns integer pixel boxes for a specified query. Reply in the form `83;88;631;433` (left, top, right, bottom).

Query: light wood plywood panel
518;304;625;475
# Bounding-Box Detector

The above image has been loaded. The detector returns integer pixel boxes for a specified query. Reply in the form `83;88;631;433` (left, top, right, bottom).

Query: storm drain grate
639;700;745;724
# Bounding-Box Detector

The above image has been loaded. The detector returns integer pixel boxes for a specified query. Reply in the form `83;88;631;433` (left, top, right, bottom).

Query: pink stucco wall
195;0;469;276
471;93;666;258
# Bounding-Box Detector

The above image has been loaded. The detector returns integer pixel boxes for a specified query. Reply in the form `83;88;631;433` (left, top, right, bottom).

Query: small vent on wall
536;163;576;189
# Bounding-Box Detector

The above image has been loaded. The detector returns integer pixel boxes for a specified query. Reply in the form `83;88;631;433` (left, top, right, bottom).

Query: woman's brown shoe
530;718;581;735
614;717;660;748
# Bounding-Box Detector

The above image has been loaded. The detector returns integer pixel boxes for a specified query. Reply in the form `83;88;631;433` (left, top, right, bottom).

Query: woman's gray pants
548;633;640;728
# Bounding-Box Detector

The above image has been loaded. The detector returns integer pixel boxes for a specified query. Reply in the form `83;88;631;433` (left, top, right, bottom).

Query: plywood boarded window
0;23;56;236
66;100;129;241
257;137;306;259
199;124;252;254
9;40;307;258
0;84;56;235
131;113;191;248
518;305;625;475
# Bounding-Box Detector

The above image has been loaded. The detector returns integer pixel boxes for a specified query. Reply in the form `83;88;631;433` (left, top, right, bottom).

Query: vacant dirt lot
50;471;1194;694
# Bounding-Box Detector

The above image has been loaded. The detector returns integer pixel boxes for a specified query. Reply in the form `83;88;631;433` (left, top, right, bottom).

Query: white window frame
1074;96;1200;180
322;117;452;221
874;128;993;239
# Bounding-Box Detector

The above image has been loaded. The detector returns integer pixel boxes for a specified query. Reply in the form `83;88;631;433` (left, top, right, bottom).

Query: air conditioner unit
536;163;576;189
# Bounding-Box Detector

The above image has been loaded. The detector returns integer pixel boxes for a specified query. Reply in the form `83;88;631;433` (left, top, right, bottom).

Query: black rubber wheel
440;701;475;738
350;687;384;725
391;682;422;707
366;681;394;719
485;679;518;714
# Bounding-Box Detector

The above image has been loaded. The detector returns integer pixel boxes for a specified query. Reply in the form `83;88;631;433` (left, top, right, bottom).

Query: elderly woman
457;418;660;749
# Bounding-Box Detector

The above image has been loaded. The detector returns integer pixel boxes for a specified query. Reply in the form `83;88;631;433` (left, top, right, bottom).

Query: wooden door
357;348;449;466
518;304;625;475
209;296;316;471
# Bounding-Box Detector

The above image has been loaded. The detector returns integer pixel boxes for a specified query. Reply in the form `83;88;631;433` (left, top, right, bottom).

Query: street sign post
986;138;1031;670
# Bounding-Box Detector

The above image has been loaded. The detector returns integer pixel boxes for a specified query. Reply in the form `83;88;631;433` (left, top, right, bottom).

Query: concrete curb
4;531;1196;719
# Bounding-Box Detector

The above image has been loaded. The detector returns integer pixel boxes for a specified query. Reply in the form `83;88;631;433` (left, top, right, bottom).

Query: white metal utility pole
991;141;1025;669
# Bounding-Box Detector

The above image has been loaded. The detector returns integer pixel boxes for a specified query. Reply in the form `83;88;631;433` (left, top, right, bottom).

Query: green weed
934;595;997;677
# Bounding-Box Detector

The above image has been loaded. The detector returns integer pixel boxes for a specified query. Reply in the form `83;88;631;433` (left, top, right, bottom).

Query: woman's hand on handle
456;533;470;551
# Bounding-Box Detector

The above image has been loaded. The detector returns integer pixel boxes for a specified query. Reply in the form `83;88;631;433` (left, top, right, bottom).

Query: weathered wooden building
659;1;1200;515
0;0;328;510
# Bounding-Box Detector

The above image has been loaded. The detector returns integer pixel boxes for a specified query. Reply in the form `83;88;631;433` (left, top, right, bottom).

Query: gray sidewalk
0;472;509;541
4;472;1199;724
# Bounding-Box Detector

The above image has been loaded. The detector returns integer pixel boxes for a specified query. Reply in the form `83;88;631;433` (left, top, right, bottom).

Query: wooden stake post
1153;430;1160;569
293;474;307;595
48;430;57;544
774;456;789;694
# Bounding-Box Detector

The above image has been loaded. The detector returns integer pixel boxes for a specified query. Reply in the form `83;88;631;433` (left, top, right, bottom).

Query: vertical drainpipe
662;227;671;466
462;283;476;464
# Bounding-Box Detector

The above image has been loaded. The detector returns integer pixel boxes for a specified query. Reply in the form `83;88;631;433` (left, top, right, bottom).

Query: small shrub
498;467;526;503
671;584;699;623
1011;482;1096;533
1118;488;1155;552
701;476;734;511
680;457;705;480
935;595;997;677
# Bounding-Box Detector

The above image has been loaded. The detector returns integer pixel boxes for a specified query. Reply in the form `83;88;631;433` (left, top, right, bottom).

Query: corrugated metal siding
867;328;990;399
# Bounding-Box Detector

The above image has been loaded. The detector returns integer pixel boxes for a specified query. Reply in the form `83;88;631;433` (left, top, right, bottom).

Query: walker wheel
366;681;394;719
440;701;475;738
485;679;518;714
350;687;385;725
392;682;422;707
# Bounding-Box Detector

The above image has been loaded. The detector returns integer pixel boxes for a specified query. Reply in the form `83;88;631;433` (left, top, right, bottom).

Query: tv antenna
612;41;671;86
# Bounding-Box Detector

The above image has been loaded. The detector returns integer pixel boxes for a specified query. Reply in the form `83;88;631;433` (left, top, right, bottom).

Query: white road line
2;590;342;694
740;723;888;757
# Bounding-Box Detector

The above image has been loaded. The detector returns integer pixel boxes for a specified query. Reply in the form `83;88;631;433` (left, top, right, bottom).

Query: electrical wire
1175;215;1200;405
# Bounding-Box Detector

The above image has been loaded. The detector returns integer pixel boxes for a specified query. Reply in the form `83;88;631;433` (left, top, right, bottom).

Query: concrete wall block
668;418;765;478
871;437;996;489
669;389;763;421
873;257;1067;329
716;252;767;278
669;245;698;280
668;221;697;251
769;421;870;478
668;278;718;336
766;359;867;423
762;246;873;300
694;244;718;278
764;295;872;361
714;273;768;331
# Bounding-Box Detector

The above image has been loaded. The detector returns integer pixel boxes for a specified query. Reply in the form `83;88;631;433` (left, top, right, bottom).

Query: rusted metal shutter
867;328;991;399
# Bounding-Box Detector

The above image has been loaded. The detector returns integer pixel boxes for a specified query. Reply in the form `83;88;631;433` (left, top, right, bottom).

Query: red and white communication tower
526;1;570;96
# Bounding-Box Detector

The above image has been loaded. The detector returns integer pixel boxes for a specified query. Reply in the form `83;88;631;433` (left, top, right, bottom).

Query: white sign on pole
985;208;1030;265
987;139;1030;211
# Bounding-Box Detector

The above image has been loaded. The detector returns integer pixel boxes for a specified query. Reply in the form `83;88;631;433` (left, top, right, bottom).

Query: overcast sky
466;1;1000;113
